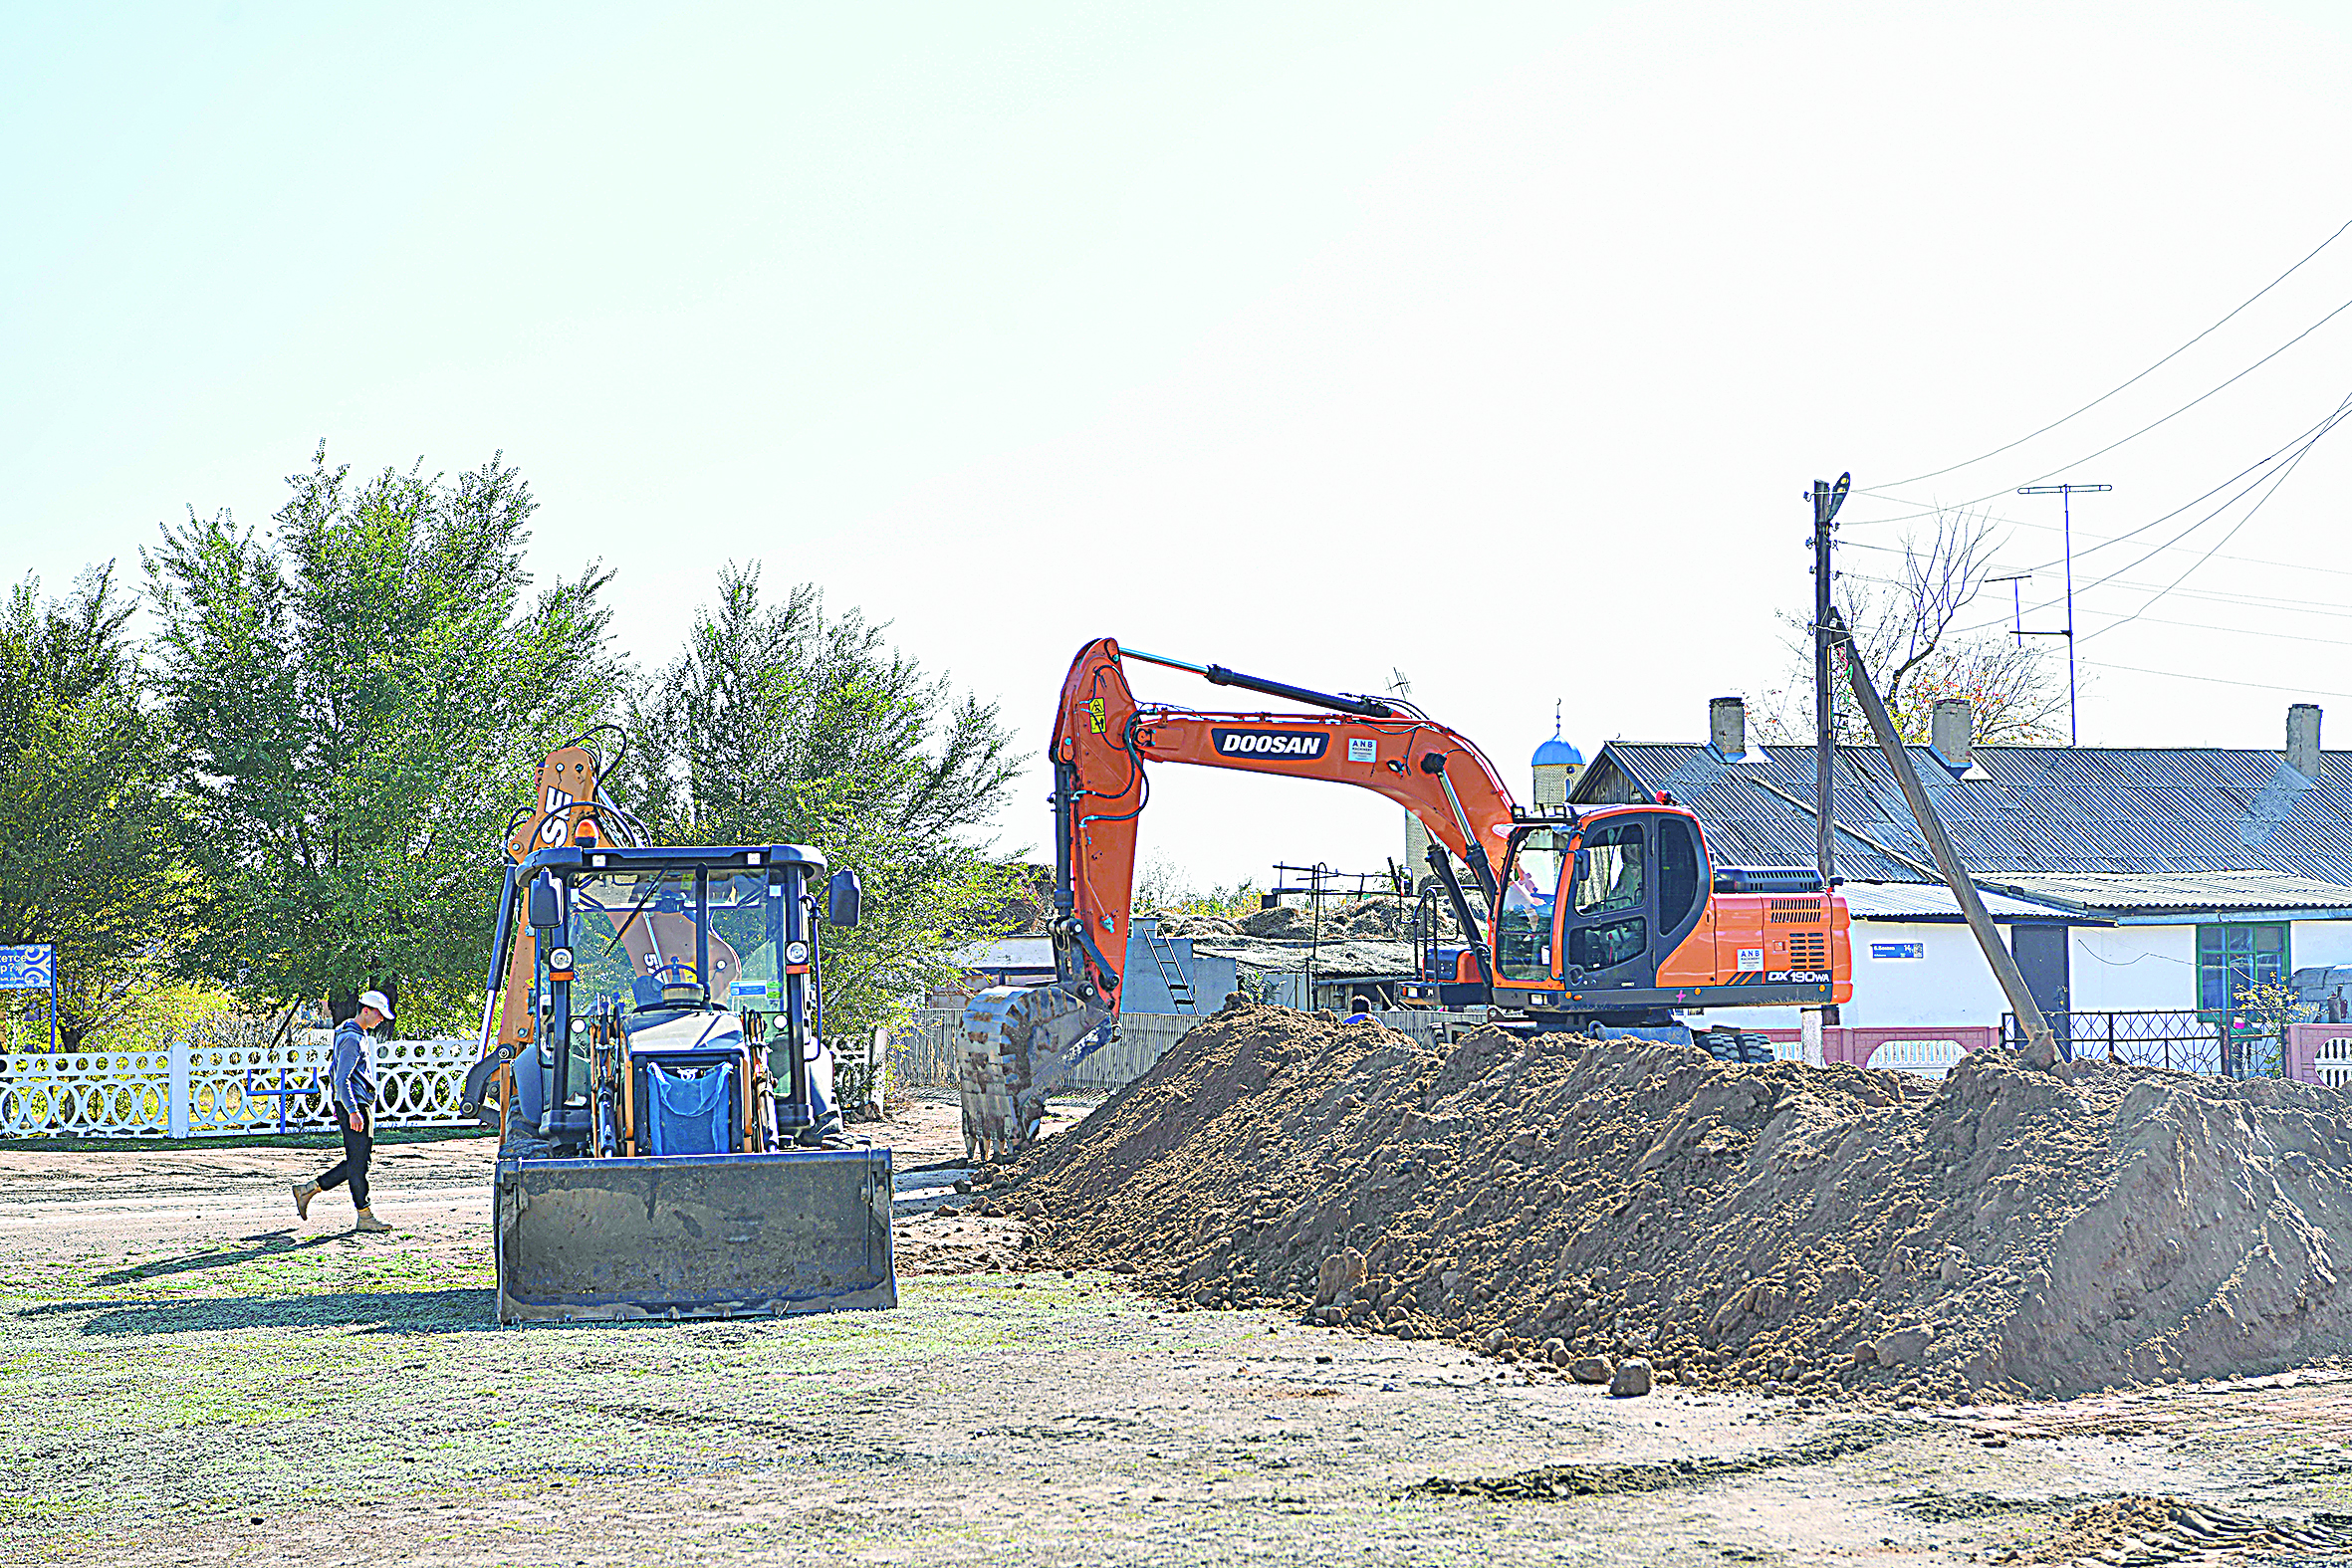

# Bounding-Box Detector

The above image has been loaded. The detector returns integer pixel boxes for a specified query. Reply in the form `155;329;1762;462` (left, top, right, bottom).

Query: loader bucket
493;1148;896;1324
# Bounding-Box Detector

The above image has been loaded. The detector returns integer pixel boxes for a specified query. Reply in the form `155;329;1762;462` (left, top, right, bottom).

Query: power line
2083;389;2352;644
2104;613;2352;651
1879;215;2352;488
1990;512;2352;582
1940;387;2352;637
2003;395;2352;572
1844;288;2352;528
2080;658;2352;702
1845;564;2352;624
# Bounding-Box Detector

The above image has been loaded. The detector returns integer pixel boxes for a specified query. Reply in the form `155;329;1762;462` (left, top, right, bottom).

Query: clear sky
9;1;2352;892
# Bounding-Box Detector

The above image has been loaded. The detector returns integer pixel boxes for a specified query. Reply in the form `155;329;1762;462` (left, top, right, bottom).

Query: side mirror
825;867;861;929
528;874;563;930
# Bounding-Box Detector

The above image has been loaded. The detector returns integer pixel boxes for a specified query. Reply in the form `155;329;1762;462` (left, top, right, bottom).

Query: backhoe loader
459;739;895;1322
958;638;1852;1159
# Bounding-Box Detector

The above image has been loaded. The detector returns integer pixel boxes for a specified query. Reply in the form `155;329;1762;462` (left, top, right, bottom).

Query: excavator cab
467;834;894;1323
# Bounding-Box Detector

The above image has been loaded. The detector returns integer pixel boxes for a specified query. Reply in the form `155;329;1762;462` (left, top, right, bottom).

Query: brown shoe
353;1208;392;1233
293;1181;321;1220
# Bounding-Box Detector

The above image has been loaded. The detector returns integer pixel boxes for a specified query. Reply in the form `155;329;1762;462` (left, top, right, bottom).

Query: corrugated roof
1992;870;2352;914
1578;743;2352;891
1838;881;2103;923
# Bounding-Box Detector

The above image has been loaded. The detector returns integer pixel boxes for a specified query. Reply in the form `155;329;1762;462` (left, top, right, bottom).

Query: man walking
293;991;394;1232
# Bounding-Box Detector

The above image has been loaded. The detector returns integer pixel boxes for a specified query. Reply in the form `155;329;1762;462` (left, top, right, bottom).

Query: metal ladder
1143;923;1196;1013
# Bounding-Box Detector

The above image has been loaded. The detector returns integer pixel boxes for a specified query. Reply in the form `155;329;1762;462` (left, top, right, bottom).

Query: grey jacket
331;1019;376;1112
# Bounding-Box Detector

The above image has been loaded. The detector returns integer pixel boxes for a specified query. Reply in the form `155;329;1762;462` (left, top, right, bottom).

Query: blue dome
1532;735;1584;767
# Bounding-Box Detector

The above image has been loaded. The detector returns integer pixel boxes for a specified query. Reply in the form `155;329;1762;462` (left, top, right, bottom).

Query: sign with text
0;945;54;991
1870;942;1926;961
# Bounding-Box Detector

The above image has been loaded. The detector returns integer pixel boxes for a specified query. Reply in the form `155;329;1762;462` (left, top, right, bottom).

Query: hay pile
1004;1003;2352;1399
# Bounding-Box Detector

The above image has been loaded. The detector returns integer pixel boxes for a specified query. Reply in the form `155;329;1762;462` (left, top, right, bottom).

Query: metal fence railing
0;1018;479;1139
2000;1010;2287;1078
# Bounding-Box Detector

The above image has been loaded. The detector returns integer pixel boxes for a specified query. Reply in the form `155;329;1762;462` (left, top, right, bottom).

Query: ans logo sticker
1211;728;1328;761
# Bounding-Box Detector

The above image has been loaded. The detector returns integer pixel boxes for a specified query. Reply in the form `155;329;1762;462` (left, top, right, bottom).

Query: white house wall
2069;926;2196;1013
1842;922;2016;1026
1676;912;2352;1032
2287;918;2352;973
1691;920;2013;1031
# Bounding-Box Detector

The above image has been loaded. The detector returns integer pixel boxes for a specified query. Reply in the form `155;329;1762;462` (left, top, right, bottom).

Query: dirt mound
2013;1497;2352;1563
1008;1004;2352;1400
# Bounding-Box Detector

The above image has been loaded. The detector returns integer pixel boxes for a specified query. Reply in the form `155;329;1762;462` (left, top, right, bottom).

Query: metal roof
1990;870;2352;915
1578;742;2352;900
1837;880;2104;924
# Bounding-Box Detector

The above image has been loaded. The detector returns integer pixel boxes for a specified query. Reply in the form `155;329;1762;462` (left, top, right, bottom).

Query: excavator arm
1050;637;1517;1004
959;637;1523;1159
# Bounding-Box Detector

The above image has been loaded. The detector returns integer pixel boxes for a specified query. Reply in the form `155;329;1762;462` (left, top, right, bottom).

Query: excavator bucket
493;1148;896;1323
959;984;1109;1162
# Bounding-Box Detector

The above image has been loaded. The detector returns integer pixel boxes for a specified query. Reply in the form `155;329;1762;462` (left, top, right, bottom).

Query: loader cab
502;843;850;1158
1490;805;1710;1020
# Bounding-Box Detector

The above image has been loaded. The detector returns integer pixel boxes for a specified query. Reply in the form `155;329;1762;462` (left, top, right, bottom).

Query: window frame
2196;922;2288;1021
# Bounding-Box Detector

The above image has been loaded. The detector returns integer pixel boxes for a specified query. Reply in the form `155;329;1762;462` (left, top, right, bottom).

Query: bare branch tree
1753;509;2065;747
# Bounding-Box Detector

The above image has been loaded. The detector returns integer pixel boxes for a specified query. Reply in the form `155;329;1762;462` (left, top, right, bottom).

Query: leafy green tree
142;445;616;1029
616;564;1024;1037
0;565;188;1048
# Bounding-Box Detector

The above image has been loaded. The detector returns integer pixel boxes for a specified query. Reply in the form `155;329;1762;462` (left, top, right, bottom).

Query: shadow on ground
24;1287;497;1335
90;1233;337;1285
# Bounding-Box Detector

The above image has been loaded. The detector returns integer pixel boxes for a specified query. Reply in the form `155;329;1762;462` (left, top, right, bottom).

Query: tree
1755;509;2066;747
0;564;189;1048
615;564;1024;1038
142;445;616;1029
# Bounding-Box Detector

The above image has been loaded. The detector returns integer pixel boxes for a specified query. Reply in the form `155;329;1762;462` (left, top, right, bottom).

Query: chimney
1931;699;1973;771
2287;703;2322;778
1709;697;1748;761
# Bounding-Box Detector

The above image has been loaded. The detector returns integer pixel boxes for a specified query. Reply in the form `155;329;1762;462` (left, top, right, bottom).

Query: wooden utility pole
1827;606;2059;1069
1809;474;1849;887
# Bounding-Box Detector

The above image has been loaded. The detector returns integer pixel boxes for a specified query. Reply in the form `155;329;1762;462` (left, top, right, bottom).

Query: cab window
1568;915;1647;973
1570;821;1645;916
1658;815;1702;930
1496;830;1566;981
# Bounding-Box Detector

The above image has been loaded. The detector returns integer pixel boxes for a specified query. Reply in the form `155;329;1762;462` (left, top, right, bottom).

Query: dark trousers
318;1110;371;1209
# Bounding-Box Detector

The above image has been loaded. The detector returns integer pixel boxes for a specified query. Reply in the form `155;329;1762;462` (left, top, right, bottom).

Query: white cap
356;990;394;1020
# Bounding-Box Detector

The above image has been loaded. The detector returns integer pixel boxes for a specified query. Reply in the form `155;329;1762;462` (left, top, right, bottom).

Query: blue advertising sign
0;945;54;991
1869;942;1925;962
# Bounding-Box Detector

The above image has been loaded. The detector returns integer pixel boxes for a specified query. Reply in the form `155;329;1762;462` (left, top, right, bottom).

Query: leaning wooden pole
1827;609;2060;1070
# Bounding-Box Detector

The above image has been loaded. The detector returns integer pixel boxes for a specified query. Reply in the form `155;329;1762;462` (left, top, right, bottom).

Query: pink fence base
2285;1024;2352;1087
1755;1026;1999;1073
1745;1023;2349;1085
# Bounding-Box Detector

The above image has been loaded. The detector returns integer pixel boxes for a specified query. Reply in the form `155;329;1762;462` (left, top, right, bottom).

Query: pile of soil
1005;1003;2352;1400
2012;1497;2350;1563
1154;899;1425;945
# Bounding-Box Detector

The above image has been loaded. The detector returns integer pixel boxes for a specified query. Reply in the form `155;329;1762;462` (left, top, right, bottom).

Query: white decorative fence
0;1029;479;1139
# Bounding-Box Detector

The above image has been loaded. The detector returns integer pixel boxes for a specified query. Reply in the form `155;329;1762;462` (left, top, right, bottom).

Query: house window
2197;924;2286;1018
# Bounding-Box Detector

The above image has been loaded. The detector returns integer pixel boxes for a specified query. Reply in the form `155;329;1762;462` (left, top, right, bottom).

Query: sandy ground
1;1093;2348;1566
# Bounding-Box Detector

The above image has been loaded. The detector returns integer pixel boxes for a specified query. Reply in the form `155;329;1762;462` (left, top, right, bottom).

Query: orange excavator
958;638;1851;1158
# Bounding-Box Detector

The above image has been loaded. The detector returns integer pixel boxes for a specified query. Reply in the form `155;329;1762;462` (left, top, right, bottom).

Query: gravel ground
3;1095;2349;1566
